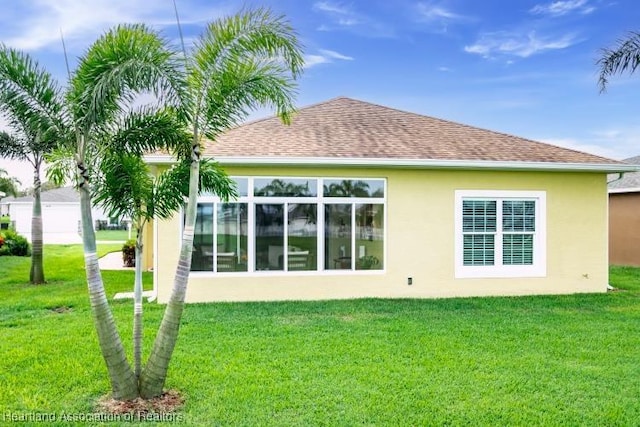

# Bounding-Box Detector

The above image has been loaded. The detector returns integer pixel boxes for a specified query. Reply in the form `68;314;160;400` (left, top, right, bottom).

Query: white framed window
188;177;386;274
454;190;546;278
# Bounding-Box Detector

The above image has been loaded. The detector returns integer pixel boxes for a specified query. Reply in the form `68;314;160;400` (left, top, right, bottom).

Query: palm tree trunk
29;165;45;284
78;163;138;400
139;141;200;398
133;226;144;380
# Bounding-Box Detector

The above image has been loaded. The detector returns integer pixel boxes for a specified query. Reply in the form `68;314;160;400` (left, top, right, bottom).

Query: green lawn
1;248;640;426
95;229;130;241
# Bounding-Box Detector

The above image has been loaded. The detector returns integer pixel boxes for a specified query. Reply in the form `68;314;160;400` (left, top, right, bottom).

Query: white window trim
186;176;387;275
454;190;547;279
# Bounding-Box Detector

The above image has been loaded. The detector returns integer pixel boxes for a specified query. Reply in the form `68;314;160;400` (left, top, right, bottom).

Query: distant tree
0;48;64;284
0;168;21;198
597;31;640;91
255;179;312;196
26;180;63;194
324;180;370;197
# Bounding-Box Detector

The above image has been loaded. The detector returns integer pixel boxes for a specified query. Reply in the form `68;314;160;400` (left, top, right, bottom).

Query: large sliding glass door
189;176;385;274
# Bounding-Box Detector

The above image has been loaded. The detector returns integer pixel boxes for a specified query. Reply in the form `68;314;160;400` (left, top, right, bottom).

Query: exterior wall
143;219;154;271
155;167;609;303
609;192;640;266
8;202;81;244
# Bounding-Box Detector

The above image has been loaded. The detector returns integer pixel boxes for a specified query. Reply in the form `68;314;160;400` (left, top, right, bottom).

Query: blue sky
1;0;640;188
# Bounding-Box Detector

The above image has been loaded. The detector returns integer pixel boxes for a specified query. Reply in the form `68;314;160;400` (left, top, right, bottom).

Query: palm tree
65;25;189;400
597;31;640;91
94;135;236;381
69;8;301;399
0;48;64;284
0;7;302;401
138;8;303;398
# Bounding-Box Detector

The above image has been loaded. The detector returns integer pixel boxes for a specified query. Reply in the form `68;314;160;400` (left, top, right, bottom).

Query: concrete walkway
98;250;133;271
99;250;155;301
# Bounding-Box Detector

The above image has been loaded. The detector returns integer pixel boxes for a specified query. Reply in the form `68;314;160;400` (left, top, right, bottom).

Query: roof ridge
221;96;353;130
330;97;617;163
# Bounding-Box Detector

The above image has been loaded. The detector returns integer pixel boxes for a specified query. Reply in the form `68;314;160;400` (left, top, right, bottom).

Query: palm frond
45;146;77;188
69;24;188;131
92;153;154;221
0;46;66;138
97;106;191;157
189;8;303;134
200;59;297;139
0;130;29;161
597;31;640;92
153;158;237;219
149;166;189;220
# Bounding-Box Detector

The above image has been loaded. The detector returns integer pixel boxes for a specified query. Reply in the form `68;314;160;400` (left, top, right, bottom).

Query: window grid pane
287;203;317;271
323;179;384;198
462;200;497;232
503;201;535;232
325;204;352;270
254;178;317;197
255;204;284;271
355;203;384;270
463;234;495;266
503;234;534;265
216;203;248;272
191;203;214;271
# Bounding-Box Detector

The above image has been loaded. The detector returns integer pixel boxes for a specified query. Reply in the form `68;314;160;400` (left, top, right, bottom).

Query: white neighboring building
0;187;110;244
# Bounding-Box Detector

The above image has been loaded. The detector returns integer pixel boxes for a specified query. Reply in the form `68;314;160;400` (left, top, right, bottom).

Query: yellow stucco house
146;97;635;303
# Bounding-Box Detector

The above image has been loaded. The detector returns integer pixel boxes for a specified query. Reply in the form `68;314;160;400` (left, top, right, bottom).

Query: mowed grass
1;248;640;426
95;229;130;241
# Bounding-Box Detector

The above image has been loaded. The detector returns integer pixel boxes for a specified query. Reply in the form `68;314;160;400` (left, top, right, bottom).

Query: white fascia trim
609;187;640;194
144;154;637;173
144;154;177;164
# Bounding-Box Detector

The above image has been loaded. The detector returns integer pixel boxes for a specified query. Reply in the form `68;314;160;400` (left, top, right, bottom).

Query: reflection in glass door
325;204;352;270
255;204;284;270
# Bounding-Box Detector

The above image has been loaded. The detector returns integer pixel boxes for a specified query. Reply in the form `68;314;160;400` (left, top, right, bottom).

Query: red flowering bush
0;230;29;256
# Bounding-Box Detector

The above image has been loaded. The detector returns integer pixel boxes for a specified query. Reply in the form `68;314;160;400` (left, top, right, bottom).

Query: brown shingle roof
202;97;620;165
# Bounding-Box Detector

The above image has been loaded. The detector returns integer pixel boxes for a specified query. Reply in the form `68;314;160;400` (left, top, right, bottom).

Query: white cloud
0;0;229;51
465;31;578;59
304;55;331;68
312;1;351;15
304;49;353;68
312;1;395;38
540;137;620;159
416;2;467;21
529;0;594;16
319;49;353;61
438;66;452;72
414;1;472;33
539;125;640;160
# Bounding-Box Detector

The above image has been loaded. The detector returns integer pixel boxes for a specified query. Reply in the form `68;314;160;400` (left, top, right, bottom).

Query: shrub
357;255;380;270
122;239;136;267
0;229;30;256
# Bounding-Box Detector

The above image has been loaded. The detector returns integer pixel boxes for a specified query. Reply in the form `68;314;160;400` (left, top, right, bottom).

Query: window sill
455;265;546;279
